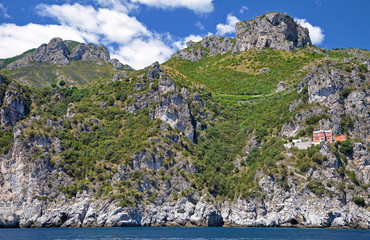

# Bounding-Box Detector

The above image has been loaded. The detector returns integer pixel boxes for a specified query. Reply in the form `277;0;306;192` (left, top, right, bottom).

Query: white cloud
131;0;214;13
216;14;240;36
295;18;325;45
95;0;137;13
35;3;173;69
0;3;10;18
0;1;208;69
0;23;84;59
239;6;249;14
112;37;174;68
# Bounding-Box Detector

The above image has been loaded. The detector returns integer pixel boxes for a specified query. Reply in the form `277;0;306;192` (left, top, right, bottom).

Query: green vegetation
0;44;368;205
358;64;368;73
0;48;36;69
165;48;323;95
64;40;81;53
307;181;324;197
305;114;330;125
339;87;354;99
352;197;366;207
0;131;14;154
337;139;354;155
189;87;296;198
346;170;360;186
340;115;354;134
1;60;115;87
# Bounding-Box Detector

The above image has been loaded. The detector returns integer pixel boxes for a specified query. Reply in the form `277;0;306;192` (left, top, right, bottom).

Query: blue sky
0;0;369;69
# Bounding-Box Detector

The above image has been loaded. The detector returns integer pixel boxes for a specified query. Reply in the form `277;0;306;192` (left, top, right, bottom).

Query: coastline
1;194;369;229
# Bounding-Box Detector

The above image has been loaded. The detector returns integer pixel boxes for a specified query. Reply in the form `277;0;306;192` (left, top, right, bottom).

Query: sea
0;227;369;240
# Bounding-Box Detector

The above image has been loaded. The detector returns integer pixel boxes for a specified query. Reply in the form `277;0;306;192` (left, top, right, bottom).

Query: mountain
0;12;369;228
0;37;134;87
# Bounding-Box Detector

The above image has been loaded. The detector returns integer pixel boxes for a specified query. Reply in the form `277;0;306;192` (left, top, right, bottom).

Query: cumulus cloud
0;3;10;18
37;3;150;44
0;1;211;69
0;23;84;59
131;0;214;13
295;18;325;45
112;37;174;69
216;14;240;36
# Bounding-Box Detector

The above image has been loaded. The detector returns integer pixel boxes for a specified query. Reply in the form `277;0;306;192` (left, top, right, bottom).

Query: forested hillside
0;12;369;228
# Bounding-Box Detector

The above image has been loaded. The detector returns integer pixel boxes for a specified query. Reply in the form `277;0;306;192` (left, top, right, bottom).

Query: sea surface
0;227;369;240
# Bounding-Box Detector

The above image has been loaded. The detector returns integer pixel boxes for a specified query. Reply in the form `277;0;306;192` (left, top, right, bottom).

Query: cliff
172;12;311;61
0;13;369;229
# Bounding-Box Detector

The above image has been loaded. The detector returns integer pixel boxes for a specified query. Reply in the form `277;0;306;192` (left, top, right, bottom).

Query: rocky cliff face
0;118;70;227
0;59;369;229
126;62;207;143
172;36;235;62
234;12;311;53
172;12;311;61
6;38;126;70
0;77;29;127
2;140;369;229
281;58;370;144
0;20;369;229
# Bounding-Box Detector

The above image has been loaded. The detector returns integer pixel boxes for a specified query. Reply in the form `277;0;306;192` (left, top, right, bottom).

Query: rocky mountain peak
70;42;110;62
172;12;312;61
5;37;126;71
234;12;311;52
33;37;70;65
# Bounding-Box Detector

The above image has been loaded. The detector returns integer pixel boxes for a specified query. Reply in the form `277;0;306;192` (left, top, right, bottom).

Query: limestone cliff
172;12;311;61
0;58;369;228
234;12;311;53
281;57;370;143
0;15;369;229
5;37;126;71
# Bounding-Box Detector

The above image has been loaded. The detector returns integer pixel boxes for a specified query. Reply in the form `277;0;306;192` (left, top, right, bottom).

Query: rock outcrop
70;43;110;62
2;151;369;229
234;12;311;53
32;37;70;65
6;38;126;70
172;36;235;62
281;61;370;143
0;80;29;127
172;12;311;61
126;62;204;143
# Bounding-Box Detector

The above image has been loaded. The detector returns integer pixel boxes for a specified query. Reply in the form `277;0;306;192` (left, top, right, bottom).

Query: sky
0;0;369;69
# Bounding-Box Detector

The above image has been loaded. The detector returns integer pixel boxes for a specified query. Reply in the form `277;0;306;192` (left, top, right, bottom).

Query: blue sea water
0;227;369;240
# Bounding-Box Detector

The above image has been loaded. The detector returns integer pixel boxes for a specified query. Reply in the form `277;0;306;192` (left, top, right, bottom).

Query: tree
59;80;66;86
339;139;353;155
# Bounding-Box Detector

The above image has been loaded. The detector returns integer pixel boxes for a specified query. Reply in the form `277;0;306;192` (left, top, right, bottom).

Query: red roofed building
313;130;333;143
335;135;347;141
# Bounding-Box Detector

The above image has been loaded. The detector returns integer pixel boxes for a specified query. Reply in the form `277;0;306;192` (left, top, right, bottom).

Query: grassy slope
0;60;116;87
0;49;36;69
164;48;324;96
